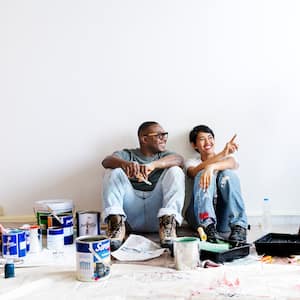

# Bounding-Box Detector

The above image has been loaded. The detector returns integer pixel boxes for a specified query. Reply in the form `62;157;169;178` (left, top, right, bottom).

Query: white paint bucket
33;199;74;234
76;235;111;282
174;237;200;271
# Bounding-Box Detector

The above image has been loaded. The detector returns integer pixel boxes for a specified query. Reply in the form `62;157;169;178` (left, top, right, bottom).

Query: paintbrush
197;226;207;241
136;174;152;185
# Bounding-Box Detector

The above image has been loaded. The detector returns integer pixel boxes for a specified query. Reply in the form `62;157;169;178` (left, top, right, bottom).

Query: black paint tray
199;241;250;263
254;233;300;256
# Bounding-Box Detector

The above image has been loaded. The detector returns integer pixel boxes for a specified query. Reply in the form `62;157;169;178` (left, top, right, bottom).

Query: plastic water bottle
262;197;272;234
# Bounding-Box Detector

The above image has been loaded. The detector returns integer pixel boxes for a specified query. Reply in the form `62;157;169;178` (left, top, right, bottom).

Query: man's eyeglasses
144;132;168;140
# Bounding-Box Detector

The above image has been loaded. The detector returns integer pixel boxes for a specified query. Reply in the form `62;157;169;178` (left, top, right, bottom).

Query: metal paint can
48;214;74;245
47;226;64;251
2;229;27;258
174;237;201;271
19;224;31;252
34;199;74;234
76;211;101;237
76;235;110;282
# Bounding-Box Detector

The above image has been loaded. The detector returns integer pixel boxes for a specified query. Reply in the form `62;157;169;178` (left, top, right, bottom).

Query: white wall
1;0;300;217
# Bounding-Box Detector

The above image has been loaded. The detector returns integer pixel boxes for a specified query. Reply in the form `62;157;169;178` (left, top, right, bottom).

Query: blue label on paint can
47;227;64;235
2;230;26;258
76;236;110;261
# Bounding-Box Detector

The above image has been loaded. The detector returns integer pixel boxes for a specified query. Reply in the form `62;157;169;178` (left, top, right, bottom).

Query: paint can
76;211;101;237
47;226;64;251
76;235;111;282
48;214;74;245
33;199;74;234
174;237;200;271
19;224;31;252
29;225;42;253
2;229;27;258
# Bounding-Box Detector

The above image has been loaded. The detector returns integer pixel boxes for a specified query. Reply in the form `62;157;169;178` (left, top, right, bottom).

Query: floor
1;221;300;300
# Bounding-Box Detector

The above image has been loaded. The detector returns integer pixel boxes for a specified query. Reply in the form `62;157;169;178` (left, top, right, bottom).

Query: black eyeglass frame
143;132;169;140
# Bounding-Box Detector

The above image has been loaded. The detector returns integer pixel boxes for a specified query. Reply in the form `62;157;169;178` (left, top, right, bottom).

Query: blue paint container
76;235;111;282
48;214;74;245
2;230;26;258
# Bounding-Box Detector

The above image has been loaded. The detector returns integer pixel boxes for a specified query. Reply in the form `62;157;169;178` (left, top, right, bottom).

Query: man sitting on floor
101;121;185;251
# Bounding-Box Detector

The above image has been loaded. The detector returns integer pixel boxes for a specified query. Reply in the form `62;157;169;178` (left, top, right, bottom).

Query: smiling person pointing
185;125;248;244
102;121;185;251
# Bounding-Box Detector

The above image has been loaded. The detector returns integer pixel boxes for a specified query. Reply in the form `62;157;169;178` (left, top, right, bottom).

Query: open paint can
34;199;74;234
174;237;200;271
76;235;111;282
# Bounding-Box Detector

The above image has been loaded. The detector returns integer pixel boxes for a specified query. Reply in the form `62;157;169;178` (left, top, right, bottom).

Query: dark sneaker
107;215;126;251
229;225;247;243
159;215;177;248
204;223;222;243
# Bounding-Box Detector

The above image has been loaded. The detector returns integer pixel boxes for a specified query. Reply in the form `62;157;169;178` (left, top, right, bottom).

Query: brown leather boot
159;215;177;248
107;215;125;251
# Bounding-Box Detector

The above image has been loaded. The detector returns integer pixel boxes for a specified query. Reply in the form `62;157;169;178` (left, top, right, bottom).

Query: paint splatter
199;212;209;220
220;175;230;188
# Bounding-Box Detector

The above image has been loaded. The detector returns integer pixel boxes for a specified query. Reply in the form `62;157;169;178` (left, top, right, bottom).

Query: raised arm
187;134;239;179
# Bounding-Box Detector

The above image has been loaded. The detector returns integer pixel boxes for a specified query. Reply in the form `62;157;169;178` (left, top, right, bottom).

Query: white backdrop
1;0;299;217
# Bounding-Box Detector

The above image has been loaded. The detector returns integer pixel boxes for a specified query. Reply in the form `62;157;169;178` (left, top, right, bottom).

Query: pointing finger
229;134;237;143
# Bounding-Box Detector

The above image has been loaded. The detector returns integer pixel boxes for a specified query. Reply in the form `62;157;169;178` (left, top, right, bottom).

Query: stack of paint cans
34;199;74;248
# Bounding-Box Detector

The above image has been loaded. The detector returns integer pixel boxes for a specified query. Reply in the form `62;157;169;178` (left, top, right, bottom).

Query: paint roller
197;226;230;253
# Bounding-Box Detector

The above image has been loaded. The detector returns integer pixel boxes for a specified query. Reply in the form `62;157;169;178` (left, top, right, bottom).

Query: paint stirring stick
47;205;63;225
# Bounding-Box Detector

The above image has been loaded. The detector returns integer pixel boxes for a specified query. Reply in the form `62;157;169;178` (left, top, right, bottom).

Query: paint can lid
34;199;74;213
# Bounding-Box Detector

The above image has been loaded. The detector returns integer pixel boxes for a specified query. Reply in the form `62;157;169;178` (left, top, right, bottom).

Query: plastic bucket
34;199;74;234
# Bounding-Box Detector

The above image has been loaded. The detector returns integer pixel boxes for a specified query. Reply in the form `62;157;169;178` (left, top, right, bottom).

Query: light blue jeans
185;169;248;232
102;166;185;232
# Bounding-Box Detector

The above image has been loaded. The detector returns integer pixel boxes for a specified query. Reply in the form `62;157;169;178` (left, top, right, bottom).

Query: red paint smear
199;212;209;220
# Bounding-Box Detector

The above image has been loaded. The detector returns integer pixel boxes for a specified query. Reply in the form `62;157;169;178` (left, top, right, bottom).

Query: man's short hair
137;121;158;137
189;125;215;144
